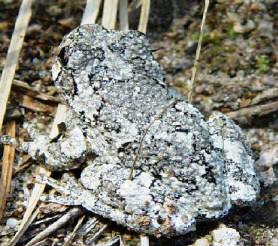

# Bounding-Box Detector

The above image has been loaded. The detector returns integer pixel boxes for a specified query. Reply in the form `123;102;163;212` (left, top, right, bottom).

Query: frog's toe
40;194;81;206
36;175;75;196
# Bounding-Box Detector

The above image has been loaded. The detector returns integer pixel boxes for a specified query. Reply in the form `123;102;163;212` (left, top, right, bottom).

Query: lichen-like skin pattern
26;25;260;237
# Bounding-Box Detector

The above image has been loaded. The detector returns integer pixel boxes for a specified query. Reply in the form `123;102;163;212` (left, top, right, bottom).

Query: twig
30;214;62;227
30;239;48;246
140;235;149;246
128;1;162;180
49;104;68;139
78;217;98;236
188;0;209;103
128;0;142;12
9;205;41;246
87;224;108;244
120;235;127;246
138;0;150;34
81;0;102;25
25;208;83;246
12;79;60;103
119;0;129;31
0;0;33;130
0;120;16;220
18;95;57;113
226;100;278;124
63;215;86;246
96;236;121;246
251;87;278;106
129;0;142;12
102;0;119;29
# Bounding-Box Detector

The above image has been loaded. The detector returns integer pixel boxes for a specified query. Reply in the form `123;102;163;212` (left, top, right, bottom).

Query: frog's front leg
23;109;93;171
25;126;90;171
208;112;260;205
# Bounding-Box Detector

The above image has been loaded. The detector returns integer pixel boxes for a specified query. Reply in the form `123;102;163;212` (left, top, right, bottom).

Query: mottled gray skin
26;25;259;237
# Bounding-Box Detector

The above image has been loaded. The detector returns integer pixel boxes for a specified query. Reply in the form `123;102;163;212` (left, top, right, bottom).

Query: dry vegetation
0;0;277;245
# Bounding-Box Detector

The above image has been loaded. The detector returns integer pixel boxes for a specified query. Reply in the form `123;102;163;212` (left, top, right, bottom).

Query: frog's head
52;24;165;104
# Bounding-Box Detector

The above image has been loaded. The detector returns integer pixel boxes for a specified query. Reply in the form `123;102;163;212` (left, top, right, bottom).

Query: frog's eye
58;46;69;66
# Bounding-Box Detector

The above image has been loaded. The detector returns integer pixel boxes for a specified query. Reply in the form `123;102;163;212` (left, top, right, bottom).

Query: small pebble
6;218;19;229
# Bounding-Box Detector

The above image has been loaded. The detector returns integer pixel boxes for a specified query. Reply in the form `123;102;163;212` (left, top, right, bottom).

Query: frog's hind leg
208;112;260;205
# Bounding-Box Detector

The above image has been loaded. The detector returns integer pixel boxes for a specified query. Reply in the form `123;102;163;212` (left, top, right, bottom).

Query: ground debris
0;0;277;245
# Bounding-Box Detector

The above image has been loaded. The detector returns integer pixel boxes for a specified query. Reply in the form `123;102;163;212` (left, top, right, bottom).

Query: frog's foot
0;135;31;154
37;173;84;206
0;135;18;146
208;112;260;205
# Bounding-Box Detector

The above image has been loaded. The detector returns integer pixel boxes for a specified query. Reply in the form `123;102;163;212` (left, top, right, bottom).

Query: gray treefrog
25;25;259;237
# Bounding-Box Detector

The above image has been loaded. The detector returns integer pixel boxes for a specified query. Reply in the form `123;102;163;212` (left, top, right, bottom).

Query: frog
24;24;260;237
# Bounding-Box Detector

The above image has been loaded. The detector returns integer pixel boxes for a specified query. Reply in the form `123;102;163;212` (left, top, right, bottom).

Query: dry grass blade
119;0;129;31
87;224;108;244
12;80;60;103
49;104;68;139
10;0;105;243
31;214;62;227
25;208;83;246
0;120;16;220
140;235;149;246
10;1;109;243
251;88;278;105
96;236;121;246
188;0;209;103
9;205;40;246
81;0;102;25
9;105;67;246
102;0;119;29
129;100;176;180
30;239;47;246
62;215;86;246
120;235;127;246
129;0;142;12
18;95;57;113
0;0;33;131
138;0;150;33
226;100;278;124
78;217;98;236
